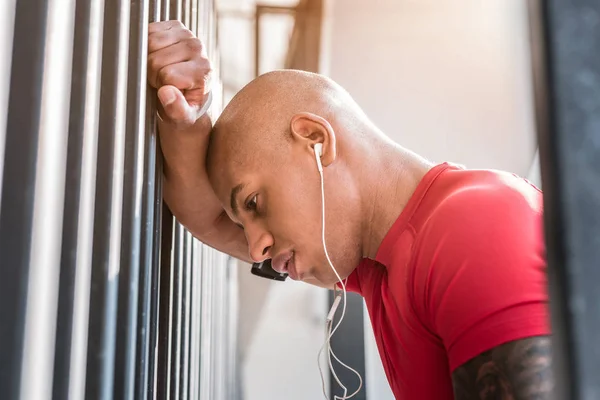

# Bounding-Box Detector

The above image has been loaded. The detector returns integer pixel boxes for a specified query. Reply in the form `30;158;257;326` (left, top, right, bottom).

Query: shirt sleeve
411;177;551;372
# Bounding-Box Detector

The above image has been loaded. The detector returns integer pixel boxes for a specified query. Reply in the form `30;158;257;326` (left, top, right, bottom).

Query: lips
272;251;300;280
286;254;299;281
272;251;293;274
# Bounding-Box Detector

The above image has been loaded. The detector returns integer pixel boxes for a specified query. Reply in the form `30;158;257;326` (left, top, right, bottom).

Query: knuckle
147;54;161;73
183;37;202;53
158;65;177;85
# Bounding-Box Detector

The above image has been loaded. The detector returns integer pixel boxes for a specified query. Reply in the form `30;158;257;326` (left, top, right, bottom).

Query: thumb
157;85;195;125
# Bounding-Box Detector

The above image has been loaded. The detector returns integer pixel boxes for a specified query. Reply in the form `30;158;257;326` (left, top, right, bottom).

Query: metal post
85;0;131;398
135;0;163;397
169;222;184;400
113;0;150;398
181;231;193;400
533;1;600;399
0;1;54;398
157;205;174;400
18;1;77;399
327;292;367;400
0;0;16;208
52;0;105;399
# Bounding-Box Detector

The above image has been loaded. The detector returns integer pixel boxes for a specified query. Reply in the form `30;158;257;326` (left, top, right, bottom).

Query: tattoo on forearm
451;336;553;400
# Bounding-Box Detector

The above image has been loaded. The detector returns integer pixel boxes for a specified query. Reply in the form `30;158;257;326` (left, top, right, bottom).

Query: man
148;20;553;399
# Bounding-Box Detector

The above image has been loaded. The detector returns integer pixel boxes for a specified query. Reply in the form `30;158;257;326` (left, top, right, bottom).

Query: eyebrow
230;183;246;218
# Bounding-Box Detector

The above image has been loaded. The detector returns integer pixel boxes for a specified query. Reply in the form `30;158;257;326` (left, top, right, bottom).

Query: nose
246;224;274;263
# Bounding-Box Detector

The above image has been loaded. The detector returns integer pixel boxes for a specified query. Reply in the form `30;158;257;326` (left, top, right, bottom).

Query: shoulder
421;168;543;245
407;169;549;368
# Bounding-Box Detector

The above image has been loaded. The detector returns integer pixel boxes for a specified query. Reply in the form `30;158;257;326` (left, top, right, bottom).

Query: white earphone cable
315;146;363;400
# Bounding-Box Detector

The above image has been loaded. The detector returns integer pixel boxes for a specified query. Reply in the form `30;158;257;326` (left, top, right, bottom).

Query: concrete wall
320;1;537;399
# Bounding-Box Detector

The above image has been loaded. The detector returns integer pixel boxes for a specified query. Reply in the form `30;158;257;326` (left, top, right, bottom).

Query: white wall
320;1;538;399
322;0;537;175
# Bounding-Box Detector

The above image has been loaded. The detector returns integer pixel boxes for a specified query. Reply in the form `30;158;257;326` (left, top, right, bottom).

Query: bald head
206;70;365;177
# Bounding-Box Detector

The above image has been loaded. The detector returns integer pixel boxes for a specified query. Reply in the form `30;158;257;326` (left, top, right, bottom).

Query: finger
157;85;195;124
148;20;185;34
184;88;208;108
154;60;211;94
148;28;195;53
148;40;204;87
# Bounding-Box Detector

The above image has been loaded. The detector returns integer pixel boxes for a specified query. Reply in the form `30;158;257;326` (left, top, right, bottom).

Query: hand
148;20;212;126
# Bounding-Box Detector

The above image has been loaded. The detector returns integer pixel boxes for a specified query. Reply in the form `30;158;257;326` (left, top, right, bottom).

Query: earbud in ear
313;143;324;172
314;143;323;157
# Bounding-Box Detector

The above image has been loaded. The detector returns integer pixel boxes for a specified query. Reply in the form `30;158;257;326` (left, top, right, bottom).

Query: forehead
208;141;264;204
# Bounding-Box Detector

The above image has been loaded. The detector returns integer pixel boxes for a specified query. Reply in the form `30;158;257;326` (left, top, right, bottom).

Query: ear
289;112;337;167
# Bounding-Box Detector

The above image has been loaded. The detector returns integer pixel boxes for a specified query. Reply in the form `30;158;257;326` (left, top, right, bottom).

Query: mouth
286;253;300;281
272;251;300;280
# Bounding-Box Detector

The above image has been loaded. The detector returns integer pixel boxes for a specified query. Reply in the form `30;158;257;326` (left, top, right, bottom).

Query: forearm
158;114;253;262
159;114;222;234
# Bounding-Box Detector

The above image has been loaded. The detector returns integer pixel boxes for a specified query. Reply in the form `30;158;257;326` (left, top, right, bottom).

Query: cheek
268;183;321;243
266;166;323;247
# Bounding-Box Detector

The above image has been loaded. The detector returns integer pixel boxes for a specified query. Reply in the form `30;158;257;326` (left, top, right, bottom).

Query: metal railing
0;1;237;399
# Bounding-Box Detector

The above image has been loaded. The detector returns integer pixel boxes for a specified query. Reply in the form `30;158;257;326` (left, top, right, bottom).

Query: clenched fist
148;20;212;126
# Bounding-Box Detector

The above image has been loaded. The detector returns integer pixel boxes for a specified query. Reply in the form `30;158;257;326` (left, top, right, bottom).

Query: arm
452;336;553;399
158;112;251;262
409;173;553;396
148;20;251;263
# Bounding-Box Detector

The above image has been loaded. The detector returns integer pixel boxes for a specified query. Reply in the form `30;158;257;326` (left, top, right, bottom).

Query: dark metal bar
170;0;182;22
169;222;184;400
189;241;202;400
135;0;163;397
183;0;190;28
157;205;174;400
254;8;260;77
19;1;76;398
180;231;193;400
112;0;150;398
191;0;198;36
534;1;600;399
199;246;212;400
161;0;170;20
0;0;16;205
328;292;367;400
52;0;104;398
0;0;50;397
85;0;131;398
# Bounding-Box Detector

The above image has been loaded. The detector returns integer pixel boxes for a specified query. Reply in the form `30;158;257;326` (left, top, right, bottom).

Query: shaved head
207;70;360;176
204;69;403;286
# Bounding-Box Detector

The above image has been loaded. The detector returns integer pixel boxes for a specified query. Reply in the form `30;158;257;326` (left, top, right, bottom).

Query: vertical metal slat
52;0;105;398
190;239;203;400
85;0;131;398
536;1;600;399
20;0;77;399
0;0;51;397
0;0;16;208
180;231;193;400
135;0;163;397
113;0;150;398
157;206;174;399
169;222;184;400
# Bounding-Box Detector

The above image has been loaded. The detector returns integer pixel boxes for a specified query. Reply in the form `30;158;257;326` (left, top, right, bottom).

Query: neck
356;136;433;261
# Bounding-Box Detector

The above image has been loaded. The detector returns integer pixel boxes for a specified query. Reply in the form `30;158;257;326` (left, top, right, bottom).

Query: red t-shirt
345;162;550;399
